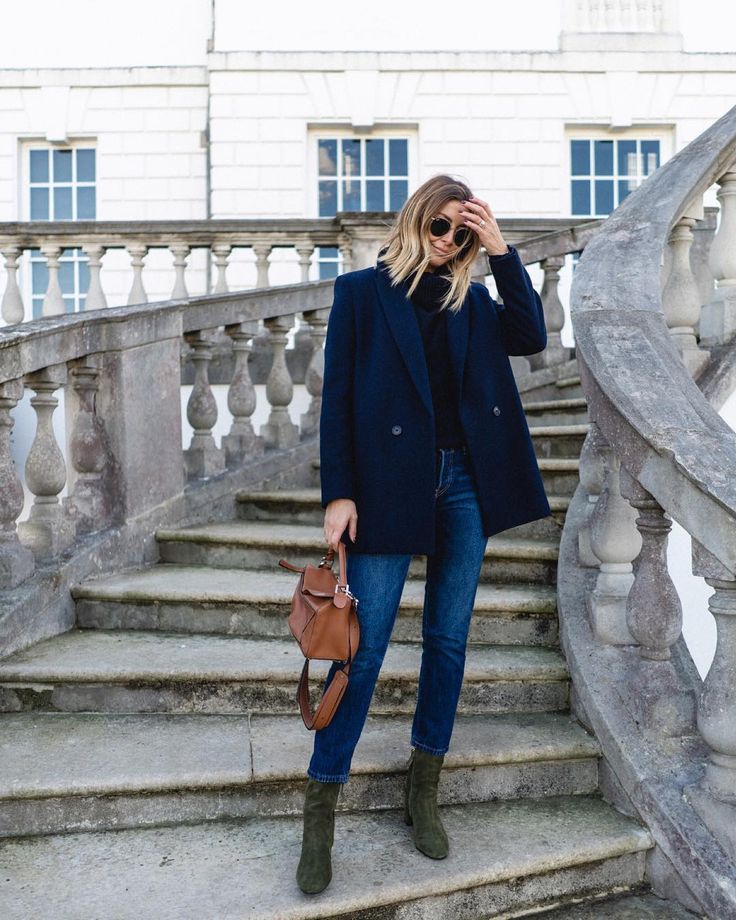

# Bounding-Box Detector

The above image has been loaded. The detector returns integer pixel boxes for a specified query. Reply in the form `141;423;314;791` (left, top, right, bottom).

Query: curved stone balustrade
566;104;736;917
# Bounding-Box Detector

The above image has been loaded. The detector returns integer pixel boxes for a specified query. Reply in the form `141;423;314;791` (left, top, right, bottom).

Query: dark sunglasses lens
430;217;451;237
454;227;471;247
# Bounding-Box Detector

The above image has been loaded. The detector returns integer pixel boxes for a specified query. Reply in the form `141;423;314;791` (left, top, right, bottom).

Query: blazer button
391;424;402;435
493;405;501;416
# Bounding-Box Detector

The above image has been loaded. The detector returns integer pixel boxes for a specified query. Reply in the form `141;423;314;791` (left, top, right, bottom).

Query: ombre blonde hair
377;174;482;314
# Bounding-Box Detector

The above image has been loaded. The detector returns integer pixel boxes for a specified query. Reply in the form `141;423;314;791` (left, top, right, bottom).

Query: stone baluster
528;255;569;370
62;355;112;533
41;245;65;316
619;468;682;660
687;540;736;860
300;307;329;437
260;316;299;448
212;244;231;294
0;378;34;587
701;171;736;346
82;243;107;310
1;246;25;324
296;242;315;283
339;235;353;274
661;204;709;376
126;244;148;305
577;421;607;567
253;243;272;289
183;330;225;479
17;365;74;558
222;321;264;467
587;445;642;645
170;243;190;300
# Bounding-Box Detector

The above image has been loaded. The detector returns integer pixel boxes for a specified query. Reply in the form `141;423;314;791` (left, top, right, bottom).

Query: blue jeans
308;446;488;783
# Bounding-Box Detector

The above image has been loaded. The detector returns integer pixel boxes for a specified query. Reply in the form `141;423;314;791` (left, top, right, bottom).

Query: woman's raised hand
458;197;509;256
324;498;358;551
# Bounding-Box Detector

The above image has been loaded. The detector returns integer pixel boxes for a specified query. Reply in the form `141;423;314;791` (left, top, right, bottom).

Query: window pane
341;139;361;179
77;186;96;219
342;179;361;211
59;259;75;293
54;186;73;219
318;180;337;216
594;179;614;215
32;298;43;320
571;180;590;215
389;179;408;211
62;296;75;314
641;140;660;175
76;148;96;182
366;179;385;211
389;139;408;175
30;149;49;183
594;140;614;175
570;140;590;176
32;260;48;296
319;247;338;259
30;187;49;220
618;178;637;204
617;140;637;177
318;139;337;176
319;261;339;280
53;149;72;183
78;257;90;294
365;139;384;176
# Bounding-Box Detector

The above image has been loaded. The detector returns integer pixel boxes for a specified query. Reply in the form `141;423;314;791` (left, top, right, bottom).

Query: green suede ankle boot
296;778;342;894
403;747;449;859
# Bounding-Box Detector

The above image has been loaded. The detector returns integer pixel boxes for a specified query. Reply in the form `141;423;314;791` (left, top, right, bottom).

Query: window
570;138;660;217
28;146;96;317
315;136;409;278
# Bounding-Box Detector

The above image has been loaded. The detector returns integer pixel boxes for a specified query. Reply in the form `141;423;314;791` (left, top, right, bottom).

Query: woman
297;174;550;894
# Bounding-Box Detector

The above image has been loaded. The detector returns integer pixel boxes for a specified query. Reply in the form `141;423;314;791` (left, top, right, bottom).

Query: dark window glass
318;181;337;217
594;140;614;175
78;257;90;294
618;178;636;203
318;139;337;176
365;139;384;176
571;180;590;215
320;247;338;259
31;259;48;296
389;139;408;175
570;140;590;176
77;186;96;219
389;179;408;211
341;139;361;178
617;140;637;177
342;179;361;211
30;187;49;220
32;298;43;320
76;149;96;182
54;186;73;219
30;149;49;183
641;140;660;175
53;149;73;183
594;179;614;215
59;258;75;293
365;179;384;210
62;296;75;314
319;261;339;280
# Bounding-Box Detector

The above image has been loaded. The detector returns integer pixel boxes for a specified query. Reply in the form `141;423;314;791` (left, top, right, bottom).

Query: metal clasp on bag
335;582;358;606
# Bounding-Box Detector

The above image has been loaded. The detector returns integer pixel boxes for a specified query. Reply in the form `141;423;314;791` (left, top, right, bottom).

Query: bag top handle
319;541;348;588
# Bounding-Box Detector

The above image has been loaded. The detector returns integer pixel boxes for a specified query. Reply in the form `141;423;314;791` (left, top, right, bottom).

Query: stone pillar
577;421;607;567
18;364;75;558
253;243;272;289
126;244;148;305
528;255;570;370
700;171;736;346
170;243;190;300
620;468;682;660
1;246;25;325
300;307;329;438
40;245;65;316
212;244;231;294
183;330;225;479
260;316;299;448
587;446;641;645
0;378;34;587
222;321;263;467
295;242;315;283
83;243;107;310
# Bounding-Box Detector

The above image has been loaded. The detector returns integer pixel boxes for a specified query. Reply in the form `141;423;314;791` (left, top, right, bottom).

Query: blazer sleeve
319;273;357;508
485;245;548;356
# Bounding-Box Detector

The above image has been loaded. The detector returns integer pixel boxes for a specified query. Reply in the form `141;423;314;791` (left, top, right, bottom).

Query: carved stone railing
565;104;736;918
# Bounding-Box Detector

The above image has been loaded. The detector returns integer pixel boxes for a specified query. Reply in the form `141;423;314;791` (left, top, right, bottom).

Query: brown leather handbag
278;542;360;731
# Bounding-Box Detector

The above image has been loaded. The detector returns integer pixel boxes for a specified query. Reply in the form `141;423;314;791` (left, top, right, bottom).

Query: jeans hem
411;738;448;756
307;766;348;784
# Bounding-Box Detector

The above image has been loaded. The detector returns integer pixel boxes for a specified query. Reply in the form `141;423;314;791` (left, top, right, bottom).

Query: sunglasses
429;216;472;248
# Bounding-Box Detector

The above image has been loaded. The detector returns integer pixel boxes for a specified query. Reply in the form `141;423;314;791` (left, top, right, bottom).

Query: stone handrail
566;104;736;917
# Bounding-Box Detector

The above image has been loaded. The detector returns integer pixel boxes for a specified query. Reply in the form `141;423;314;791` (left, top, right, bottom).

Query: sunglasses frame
429;216;472;249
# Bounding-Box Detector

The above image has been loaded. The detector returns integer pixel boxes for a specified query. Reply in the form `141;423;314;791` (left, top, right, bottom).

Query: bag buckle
335;583;358;605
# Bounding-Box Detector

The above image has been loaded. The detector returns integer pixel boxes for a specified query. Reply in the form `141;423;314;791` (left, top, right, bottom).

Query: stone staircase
0;373;700;919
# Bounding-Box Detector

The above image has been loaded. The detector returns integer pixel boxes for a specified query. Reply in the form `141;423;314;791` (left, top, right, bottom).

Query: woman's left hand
459;197;509;256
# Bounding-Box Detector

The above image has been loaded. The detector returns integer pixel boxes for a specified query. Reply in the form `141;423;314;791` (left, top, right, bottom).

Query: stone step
154;520;560;585
0;630;570;716
522;396;588;414
538;457;580;495
0;795;652;920
529;423;589;459
73;564;559;646
537;891;700;919
0;710;600;837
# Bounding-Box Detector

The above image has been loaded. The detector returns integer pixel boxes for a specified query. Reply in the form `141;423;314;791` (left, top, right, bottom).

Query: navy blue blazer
319;245;551;554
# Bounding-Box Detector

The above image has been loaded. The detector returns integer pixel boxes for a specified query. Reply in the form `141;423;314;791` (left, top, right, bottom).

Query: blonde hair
377;174;482;314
